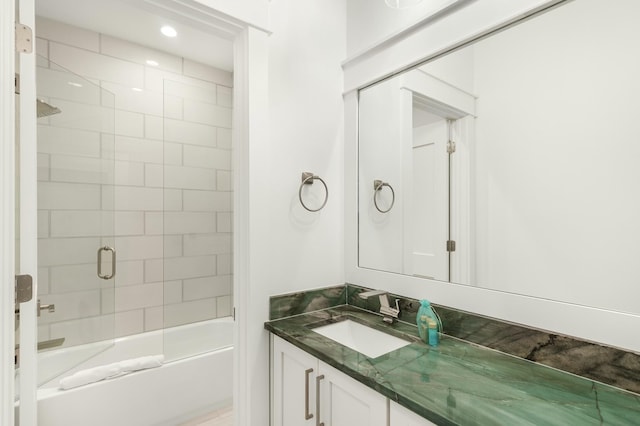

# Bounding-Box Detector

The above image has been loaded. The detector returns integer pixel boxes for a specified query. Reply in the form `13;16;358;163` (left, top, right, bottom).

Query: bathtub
25;318;233;426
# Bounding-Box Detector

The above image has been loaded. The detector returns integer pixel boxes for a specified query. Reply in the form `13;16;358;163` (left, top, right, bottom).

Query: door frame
0;1;269;425
1;0;17;425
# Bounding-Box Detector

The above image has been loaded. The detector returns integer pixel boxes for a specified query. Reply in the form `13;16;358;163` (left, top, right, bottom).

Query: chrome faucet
358;290;400;323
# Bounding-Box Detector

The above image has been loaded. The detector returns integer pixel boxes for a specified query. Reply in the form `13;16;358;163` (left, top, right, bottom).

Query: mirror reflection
358;0;640;315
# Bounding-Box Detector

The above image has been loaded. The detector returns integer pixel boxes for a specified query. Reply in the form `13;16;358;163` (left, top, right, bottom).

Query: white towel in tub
59;355;164;390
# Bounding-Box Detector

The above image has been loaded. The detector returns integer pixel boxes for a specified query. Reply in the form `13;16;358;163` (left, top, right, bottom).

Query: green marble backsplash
270;283;640;395
269;285;346;320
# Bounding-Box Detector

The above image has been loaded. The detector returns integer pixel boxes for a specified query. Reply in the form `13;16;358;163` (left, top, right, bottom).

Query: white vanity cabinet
272;336;320;425
272;336;388;426
390;401;437;426
318;361;387;426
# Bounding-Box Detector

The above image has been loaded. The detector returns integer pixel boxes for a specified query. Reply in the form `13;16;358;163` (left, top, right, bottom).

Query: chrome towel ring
299;172;328;212
373;179;395;213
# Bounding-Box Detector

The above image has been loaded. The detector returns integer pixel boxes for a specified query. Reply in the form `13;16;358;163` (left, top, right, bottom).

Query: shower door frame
1;2;268;426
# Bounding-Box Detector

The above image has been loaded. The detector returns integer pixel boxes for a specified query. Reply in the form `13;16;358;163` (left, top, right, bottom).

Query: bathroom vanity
272;336;389;426
272;335;434;426
266;290;640;425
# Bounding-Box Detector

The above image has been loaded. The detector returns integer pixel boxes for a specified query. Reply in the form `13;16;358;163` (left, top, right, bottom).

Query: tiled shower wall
35;17;233;346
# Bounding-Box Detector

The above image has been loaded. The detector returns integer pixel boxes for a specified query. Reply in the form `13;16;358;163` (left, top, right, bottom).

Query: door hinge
15;73;20;94
447;140;456;154
15;23;33;54
15;274;33;303
232;307;236;321
446;240;456;252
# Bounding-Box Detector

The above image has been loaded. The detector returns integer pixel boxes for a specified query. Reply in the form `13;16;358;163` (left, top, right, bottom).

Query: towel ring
373;180;395;213
299;172;328;212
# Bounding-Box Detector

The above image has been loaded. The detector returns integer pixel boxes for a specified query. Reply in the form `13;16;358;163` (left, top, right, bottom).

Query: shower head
37;99;61;118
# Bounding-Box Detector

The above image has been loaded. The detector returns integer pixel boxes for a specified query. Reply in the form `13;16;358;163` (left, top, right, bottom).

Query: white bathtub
28;318;233;426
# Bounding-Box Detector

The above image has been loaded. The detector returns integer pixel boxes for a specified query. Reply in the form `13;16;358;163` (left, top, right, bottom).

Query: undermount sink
312;319;410;358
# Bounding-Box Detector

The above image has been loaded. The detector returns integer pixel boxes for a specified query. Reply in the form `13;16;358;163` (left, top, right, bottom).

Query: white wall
35;17;234;346
261;0;346;300
243;1;347;425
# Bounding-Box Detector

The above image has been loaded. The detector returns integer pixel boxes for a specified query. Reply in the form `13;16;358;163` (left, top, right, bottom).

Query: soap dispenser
416;299;441;346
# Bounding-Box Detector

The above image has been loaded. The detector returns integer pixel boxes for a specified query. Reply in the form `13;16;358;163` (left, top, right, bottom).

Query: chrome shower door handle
97;246;116;280
305;368;314;420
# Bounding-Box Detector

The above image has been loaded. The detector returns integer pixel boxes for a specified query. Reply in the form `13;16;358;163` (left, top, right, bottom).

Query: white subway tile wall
36;16;233;345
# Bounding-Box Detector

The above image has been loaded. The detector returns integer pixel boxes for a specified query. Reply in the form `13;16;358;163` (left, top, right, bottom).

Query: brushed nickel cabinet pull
305;368;314;420
315;374;325;426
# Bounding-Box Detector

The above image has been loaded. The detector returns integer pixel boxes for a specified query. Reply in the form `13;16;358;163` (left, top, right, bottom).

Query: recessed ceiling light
67;81;83;88
161;26;177;38
131;87;143;92
146;60;159;67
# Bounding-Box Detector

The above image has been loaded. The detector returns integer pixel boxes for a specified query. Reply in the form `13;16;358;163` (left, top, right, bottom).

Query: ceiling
35;0;234;71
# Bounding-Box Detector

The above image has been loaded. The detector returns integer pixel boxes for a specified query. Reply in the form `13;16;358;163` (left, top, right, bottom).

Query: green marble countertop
265;305;640;425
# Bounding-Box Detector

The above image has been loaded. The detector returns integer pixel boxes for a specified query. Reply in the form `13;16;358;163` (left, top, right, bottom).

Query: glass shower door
161;77;234;362
34;54;116;384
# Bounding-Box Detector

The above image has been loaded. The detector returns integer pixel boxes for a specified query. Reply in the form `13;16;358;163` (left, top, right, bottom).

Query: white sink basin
313;319;410;358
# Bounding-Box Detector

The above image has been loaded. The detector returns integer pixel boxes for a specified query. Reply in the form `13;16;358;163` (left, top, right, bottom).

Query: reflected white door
407;114;449;281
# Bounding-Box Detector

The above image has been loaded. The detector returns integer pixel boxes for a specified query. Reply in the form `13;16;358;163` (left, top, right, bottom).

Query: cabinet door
272;336;318;426
318;361;388;426
390;401;437;426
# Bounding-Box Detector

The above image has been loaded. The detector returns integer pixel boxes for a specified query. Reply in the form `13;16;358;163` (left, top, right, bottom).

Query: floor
179;406;233;426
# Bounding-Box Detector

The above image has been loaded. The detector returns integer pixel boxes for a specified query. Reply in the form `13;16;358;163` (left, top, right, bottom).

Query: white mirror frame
344;0;640;353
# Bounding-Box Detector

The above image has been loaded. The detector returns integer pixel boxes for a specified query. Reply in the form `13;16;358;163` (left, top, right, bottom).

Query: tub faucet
358;290;400;324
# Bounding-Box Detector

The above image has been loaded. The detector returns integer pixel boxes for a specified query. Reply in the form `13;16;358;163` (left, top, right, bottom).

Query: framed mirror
358;0;640;315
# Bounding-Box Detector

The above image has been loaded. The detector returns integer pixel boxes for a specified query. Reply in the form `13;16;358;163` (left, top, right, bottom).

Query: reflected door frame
398;70;476;284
